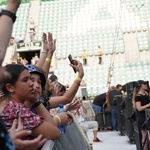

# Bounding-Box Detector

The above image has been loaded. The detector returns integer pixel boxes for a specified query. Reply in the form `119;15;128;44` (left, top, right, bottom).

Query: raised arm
49;60;84;108
36;33;49;68
41;32;56;78
36;32;56;78
0;0;20;65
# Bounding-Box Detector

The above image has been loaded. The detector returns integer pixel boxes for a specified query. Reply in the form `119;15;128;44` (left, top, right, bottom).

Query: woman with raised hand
36;32;84;109
48;59;84;108
36;32;56;78
46;81;81;112
0;64;60;141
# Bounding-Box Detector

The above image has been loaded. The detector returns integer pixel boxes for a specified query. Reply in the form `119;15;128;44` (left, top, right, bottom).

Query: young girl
26;64;73;126
0;64;60;140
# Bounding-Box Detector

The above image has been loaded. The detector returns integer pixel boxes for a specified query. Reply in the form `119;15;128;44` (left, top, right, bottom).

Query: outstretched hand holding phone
68;54;77;73
68;58;84;80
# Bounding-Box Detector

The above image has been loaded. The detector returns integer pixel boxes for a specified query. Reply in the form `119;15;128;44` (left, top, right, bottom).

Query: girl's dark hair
1;64;27;95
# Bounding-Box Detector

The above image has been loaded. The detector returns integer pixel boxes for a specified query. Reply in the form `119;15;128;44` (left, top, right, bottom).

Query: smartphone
68;54;76;73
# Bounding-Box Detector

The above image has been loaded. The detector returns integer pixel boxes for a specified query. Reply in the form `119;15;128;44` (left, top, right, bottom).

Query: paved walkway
87;130;136;150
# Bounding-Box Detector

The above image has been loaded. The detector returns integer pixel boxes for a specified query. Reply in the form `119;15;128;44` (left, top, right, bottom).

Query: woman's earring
11;92;15;97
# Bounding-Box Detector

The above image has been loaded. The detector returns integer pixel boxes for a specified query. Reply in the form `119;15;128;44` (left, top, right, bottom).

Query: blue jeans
111;106;117;130
92;104;102;115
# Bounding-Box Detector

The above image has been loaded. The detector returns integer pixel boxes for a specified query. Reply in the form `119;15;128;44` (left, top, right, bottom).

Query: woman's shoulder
6;101;24;106
136;93;148;97
1;101;29;119
3;101;29;113
1;101;44;130
135;94;142;101
2;101;24;112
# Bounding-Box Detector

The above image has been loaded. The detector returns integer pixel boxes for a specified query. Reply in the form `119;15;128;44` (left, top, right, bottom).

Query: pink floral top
0;101;44;131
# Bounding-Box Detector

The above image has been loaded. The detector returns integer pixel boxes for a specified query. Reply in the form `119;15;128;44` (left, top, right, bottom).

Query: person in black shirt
109;86;122;131
92;93;106;115
133;80;150;150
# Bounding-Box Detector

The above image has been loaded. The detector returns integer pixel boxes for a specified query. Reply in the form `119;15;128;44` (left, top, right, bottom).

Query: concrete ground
87;130;136;150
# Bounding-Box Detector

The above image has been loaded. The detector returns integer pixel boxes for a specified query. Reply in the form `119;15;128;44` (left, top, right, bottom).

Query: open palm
42;32;56;54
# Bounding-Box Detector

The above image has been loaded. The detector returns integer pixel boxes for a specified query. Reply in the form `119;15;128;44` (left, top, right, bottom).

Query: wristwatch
32;100;41;109
0;9;17;23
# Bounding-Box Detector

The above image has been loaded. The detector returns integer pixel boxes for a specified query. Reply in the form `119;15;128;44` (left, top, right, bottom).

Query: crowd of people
92;83;150;150
0;1;102;149
0;0;150;150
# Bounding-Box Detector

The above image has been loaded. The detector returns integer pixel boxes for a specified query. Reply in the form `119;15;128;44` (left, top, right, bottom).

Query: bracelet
76;77;82;82
0;9;17;23
54;115;61;125
45;58;51;63
74;80;80;86
32;101;41;109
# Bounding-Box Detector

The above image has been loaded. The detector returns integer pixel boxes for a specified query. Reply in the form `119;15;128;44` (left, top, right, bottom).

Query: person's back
93;93;106;107
92;93;106;115
109;89;122;130
109;90;122;106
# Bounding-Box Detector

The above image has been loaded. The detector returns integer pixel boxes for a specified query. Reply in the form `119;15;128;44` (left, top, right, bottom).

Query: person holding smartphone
68;54;77;73
35;33;84;109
